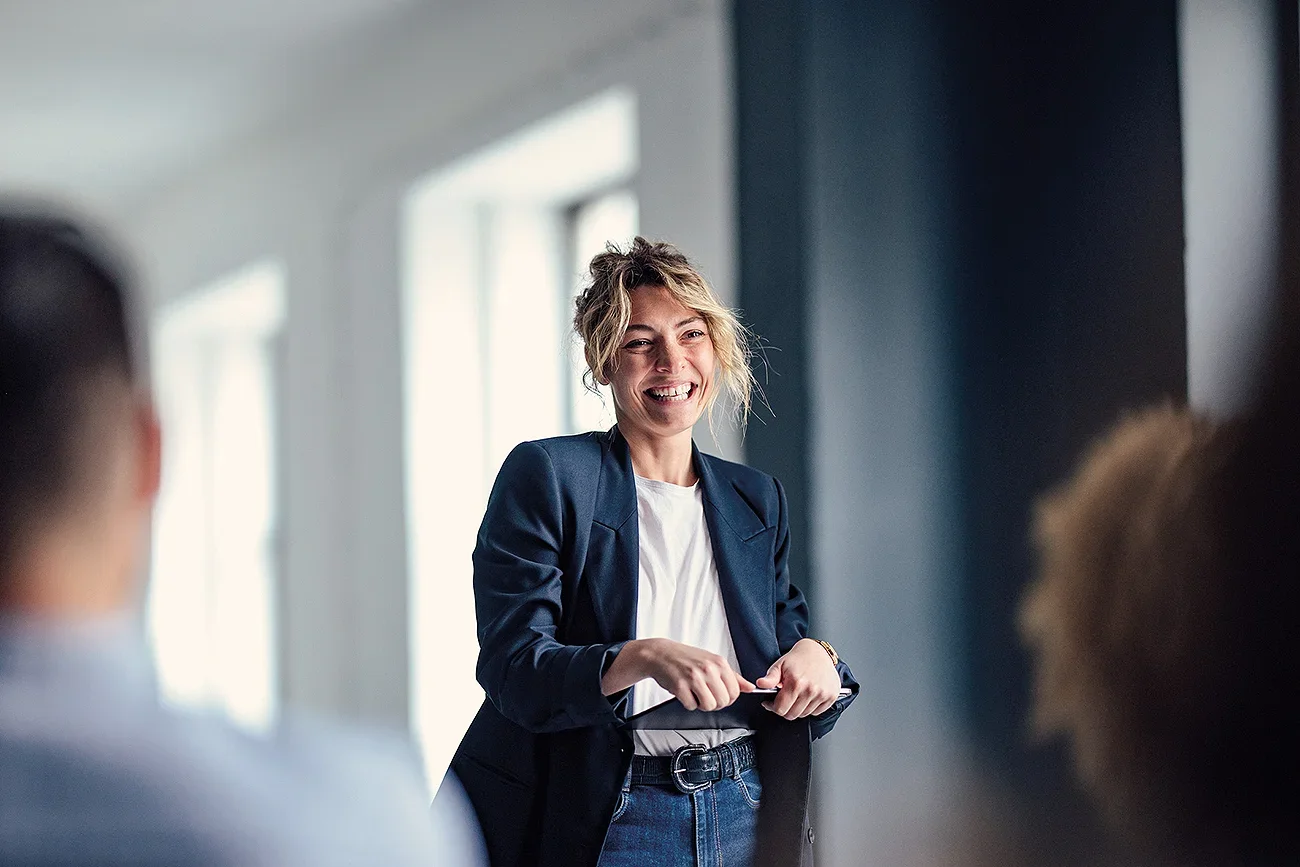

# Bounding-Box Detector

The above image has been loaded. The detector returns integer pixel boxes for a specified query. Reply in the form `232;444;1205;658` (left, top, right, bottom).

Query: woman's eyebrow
625;317;703;333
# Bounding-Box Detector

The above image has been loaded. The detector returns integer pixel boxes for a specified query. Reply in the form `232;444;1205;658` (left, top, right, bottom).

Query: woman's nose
655;343;685;370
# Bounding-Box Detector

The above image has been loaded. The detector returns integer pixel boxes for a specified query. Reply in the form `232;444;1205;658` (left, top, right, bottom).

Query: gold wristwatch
813;639;838;665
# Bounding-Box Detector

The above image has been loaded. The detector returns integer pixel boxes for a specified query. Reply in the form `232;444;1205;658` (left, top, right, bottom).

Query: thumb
755;659;784;689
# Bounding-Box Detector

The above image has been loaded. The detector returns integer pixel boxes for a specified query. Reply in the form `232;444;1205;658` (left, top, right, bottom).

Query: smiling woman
445;237;858;867
598;289;717;455
574;238;755;448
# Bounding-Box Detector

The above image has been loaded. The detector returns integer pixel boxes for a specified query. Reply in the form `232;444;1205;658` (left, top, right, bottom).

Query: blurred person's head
0;203;159;616
573;236;756;443
1021;400;1298;865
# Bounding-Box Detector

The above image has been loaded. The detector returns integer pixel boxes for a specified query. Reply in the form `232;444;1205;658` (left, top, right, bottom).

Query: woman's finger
674;678;700;711
694;670;725;711
728;668;753;700
717;670;738;707
755;659;783;690
785;692;817;720
705;673;733;710
806;694;836;717
812;696;838;716
771;684;799;717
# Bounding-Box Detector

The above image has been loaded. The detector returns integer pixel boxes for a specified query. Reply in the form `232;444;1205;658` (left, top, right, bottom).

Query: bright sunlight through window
148;261;283;733
404;88;637;786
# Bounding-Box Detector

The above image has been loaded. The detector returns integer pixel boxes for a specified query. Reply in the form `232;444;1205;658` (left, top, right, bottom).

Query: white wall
122;0;736;728
1180;0;1281;415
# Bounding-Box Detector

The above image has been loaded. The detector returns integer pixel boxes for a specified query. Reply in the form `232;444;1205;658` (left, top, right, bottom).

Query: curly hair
573;236;758;434
1021;403;1298;864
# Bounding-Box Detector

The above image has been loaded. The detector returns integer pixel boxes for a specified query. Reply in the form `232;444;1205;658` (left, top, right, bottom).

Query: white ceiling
0;0;442;214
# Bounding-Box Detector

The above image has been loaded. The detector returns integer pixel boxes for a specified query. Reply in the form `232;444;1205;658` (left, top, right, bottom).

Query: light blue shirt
0;613;485;866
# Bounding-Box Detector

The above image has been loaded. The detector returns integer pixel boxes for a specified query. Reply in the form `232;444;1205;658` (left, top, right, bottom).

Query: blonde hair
573;236;758;433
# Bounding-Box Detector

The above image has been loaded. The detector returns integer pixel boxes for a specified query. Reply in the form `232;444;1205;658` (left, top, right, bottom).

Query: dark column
1277;0;1300;291
734;1;1186;863
948;0;1188;778
733;3;814;606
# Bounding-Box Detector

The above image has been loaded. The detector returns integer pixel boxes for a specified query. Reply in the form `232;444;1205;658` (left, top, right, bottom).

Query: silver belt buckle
669;744;712;794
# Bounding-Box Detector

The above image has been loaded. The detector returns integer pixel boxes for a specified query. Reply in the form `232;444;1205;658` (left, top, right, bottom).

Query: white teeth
648;384;693;400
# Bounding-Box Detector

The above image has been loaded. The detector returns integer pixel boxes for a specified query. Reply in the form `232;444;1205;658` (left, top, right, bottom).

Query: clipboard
622;687;853;730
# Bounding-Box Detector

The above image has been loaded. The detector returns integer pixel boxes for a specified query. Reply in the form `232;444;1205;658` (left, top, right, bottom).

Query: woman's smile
644;382;697;402
605;284;716;443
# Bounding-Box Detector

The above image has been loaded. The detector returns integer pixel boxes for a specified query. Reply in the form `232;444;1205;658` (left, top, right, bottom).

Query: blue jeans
596;765;762;867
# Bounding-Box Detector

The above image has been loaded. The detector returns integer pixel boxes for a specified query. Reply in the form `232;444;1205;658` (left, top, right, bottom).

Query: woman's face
602;284;716;445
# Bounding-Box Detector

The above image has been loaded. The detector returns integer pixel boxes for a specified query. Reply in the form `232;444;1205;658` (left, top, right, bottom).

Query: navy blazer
449;427;857;867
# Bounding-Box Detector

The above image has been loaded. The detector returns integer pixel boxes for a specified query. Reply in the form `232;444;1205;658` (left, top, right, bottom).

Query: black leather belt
630;735;757;794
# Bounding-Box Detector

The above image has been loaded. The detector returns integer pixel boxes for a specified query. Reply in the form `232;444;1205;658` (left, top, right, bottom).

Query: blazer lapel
584;428;639;643
695;446;782;679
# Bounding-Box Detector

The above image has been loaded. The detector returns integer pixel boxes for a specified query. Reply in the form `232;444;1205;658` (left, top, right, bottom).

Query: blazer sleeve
771;476;860;741
472;441;627;733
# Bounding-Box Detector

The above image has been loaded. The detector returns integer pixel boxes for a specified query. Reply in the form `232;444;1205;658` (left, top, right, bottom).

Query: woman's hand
601;638;755;710
756;638;842;720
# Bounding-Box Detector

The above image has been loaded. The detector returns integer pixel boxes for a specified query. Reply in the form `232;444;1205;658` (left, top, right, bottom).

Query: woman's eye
624;339;651;350
683;330;706;340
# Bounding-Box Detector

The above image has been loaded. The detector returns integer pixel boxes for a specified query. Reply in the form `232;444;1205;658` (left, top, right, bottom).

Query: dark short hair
0;206;137;574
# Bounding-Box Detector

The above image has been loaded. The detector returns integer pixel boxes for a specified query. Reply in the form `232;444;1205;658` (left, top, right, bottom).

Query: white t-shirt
629;476;753;756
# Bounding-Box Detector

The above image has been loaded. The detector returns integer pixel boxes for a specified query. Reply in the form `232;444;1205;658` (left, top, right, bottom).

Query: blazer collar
591;426;765;538
588;427;778;673
692;440;780;676
592;427;637;532
693;444;768;542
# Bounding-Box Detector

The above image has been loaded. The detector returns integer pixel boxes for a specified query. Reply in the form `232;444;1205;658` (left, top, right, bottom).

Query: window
404;89;637;783
566;188;639;433
147;261;284;732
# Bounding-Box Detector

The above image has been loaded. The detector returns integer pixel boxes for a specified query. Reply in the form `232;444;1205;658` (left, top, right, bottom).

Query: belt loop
732;736;752;778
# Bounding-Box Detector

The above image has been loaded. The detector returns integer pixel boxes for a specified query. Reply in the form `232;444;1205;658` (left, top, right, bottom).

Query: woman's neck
622;428;696;486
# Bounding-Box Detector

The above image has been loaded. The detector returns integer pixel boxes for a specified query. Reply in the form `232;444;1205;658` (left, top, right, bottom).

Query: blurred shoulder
272;711;428;792
0;703;447;866
171;710;450;866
